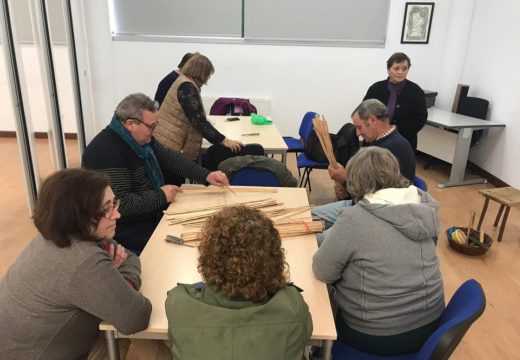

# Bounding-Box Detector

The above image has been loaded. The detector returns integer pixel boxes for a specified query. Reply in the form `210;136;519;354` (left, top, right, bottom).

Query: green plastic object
250;113;272;125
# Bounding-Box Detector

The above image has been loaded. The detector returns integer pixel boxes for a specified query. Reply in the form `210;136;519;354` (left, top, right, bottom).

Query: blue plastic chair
230;167;281;187
283;111;318;175
413;176;428;191
297;153;329;191
331;279;486;360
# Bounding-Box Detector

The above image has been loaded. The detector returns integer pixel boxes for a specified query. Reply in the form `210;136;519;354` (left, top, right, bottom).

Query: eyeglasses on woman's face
99;197;120;219
127;117;159;130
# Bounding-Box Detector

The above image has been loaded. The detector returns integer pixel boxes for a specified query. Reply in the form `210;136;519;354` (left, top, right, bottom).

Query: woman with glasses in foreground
0;168;151;359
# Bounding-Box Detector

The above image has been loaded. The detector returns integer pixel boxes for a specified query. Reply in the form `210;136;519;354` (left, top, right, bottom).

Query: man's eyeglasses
99;197;120;219
128;117;159;130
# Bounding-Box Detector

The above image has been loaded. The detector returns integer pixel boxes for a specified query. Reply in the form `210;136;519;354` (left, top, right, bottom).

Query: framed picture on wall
401;2;435;44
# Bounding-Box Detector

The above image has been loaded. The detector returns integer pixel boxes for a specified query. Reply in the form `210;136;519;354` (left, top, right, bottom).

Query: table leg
494;205;505;227
104;330;120;360
497;207;510;242
437;128;487;188
321;340;333;360
476;198;489;230
281;151;287;164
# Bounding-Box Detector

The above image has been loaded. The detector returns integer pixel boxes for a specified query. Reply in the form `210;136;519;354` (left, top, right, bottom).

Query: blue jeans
311;200;353;245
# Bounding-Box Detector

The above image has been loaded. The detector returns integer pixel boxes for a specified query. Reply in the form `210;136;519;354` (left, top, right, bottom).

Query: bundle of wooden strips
180;220;324;241
165;198;279;216
166;199;282;225
181;187;277;194
167;205;309;227
263;206;313;220
312;115;337;166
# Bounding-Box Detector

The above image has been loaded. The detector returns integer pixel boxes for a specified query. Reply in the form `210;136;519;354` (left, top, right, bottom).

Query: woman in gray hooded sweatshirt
312;147;444;356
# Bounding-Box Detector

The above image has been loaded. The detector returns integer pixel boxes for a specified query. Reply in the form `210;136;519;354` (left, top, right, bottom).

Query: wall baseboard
0;131;77;140
417;151;509;188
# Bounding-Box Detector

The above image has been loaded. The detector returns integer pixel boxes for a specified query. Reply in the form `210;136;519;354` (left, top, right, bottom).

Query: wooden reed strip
164;198;279;215
312;115;337;166
180;220;324;241
166;200;283;224
170;205;310;225
268;206;312;220
181;187;277;194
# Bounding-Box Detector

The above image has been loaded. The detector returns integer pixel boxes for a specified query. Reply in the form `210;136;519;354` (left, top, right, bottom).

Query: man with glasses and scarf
83;93;229;255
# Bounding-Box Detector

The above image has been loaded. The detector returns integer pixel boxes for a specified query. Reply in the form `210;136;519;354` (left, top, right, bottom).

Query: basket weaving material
446;227;492;256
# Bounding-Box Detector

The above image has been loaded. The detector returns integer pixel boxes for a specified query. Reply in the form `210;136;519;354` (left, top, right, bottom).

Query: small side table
477;187;520;242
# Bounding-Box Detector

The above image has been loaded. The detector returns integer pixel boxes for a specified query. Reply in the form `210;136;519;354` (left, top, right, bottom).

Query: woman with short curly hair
165;206;313;359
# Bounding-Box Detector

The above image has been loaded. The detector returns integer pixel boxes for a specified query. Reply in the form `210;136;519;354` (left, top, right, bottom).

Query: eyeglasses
99;197;120;219
128;117;159;130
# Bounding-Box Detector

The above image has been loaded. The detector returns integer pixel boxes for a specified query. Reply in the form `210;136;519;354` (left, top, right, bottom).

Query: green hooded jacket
165;283;313;359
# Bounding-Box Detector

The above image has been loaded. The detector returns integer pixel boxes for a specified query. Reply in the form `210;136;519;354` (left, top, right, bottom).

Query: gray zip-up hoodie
312;188;444;336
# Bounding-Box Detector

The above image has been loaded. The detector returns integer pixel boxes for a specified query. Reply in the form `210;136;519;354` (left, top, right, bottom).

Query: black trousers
335;311;440;356
114;220;160;256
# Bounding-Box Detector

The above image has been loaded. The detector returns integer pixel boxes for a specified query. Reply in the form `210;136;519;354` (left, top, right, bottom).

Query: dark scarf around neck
109;116;164;189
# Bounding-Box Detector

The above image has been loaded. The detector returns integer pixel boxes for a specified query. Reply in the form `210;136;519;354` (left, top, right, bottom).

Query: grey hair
345;147;409;200
114;93;159;122
351;99;390;122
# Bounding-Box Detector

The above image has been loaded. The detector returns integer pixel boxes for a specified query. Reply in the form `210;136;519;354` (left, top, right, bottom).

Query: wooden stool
477;187;520;242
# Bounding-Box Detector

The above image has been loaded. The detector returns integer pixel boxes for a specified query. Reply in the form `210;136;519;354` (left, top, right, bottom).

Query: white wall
2;0;519;187
461;0;520;187
81;0;452;138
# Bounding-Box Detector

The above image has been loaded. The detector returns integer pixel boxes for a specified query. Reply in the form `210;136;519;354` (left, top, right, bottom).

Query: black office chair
456;96;489;146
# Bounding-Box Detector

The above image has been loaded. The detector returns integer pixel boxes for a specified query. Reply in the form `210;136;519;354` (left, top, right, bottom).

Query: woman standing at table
363;52;427;150
313;147;444;356
154;53;243;162
165;206;313;359
0;169;151;360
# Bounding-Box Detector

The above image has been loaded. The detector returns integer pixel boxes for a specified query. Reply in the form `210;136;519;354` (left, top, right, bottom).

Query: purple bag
209;97;258;116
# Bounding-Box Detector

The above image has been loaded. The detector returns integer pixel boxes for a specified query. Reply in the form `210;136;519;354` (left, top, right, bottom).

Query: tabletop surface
102;186;336;341
427;107;505;129
202;115;288;151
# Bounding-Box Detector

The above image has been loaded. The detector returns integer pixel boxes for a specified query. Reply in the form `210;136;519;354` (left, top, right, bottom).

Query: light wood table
101;187;336;359
202;115;288;163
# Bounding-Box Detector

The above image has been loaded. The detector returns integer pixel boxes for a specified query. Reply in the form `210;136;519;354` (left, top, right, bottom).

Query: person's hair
177;52;197;69
345;147;409;200
386;52;411;69
33;168;110;247
351;99;390;122
180;53;214;87
114;93;159;123
197;206;288;302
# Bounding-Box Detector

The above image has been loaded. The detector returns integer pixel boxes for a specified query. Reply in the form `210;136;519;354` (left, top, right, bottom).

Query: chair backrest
230;167;281;187
416;279;486;360
219;155;297;187
456;96;489;146
204;144;265;171
413;176;428;191
298;111;318;141
456;97;489;120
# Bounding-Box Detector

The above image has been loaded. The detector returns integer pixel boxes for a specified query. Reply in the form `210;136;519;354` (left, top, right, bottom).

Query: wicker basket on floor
446;227;492;256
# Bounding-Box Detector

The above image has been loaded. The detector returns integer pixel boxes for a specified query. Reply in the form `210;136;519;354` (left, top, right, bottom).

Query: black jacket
364;79;427;150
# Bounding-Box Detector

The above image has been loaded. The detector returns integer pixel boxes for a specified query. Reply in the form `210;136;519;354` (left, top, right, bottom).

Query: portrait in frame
401;2;435;44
